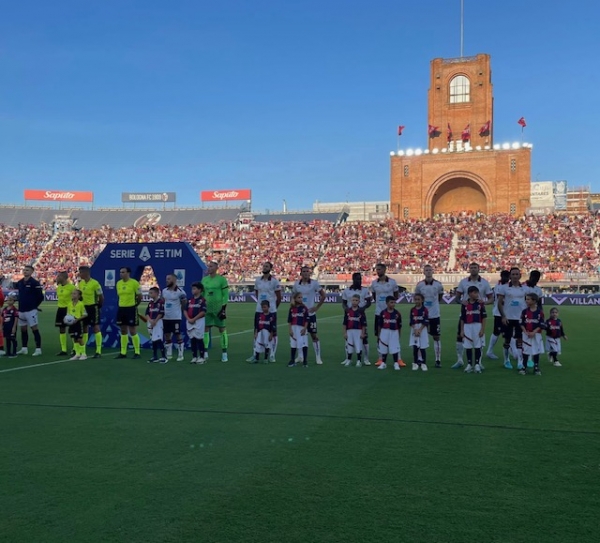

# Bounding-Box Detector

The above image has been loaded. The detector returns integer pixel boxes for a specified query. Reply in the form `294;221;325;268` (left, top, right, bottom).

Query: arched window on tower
449;75;470;103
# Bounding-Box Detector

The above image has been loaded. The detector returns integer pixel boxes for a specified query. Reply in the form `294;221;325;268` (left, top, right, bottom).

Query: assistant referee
115;267;142;359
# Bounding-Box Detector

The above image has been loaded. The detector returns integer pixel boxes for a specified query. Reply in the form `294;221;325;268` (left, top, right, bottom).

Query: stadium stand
0;206;242;229
1;207;600;287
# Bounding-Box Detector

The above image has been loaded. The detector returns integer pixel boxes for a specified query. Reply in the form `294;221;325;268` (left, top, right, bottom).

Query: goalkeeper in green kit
201;261;230;361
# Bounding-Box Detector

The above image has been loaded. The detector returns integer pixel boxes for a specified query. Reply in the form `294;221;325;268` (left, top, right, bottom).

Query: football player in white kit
162;273;188;361
452;262;493;369
414;265;444;368
485;270;510;360
497;267;528;370
292;266;326;364
248;262;282;362
370;263;402;367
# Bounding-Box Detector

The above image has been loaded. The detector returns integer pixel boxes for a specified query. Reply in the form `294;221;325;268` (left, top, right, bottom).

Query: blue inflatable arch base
90;242;207;348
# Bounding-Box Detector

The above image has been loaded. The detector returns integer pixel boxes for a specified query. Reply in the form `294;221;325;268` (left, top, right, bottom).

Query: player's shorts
271;312;278;335
378;328;400;355
493;316;505;336
290;324;308;349
307;314;318;335
83;304;101;327
427;317;441;337
522;333;544;356
186;319;206;340
205;313;226;328
116;306;139;327
409;328;430;349
254;329;272;353
503;319;522;345
374;314;382;336
345;329;363;354
55;307;68;327
462;322;484;349
163;319;181;335
68;321;84;340
18;309;38;328
545;337;562;354
148;319;164;342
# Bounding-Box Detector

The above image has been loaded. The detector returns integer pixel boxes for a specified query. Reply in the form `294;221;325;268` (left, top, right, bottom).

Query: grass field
1;302;599;543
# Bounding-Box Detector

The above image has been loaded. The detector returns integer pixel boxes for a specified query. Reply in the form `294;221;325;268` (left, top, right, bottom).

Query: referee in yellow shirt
78;265;105;359
115;266;143;359
55;271;76;356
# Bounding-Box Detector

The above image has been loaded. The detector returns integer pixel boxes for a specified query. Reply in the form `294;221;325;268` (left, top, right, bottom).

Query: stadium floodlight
398;150;405;156
484;145;491;150
475;145;482;151
424;149;430;154
406;149;414;156
390;151;396;156
502;143;510;150
441;148;447;153
512;142;520;149
432;148;439;154
415;148;423;156
493;144;501;150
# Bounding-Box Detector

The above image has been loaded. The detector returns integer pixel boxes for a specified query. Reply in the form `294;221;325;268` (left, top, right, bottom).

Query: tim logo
139;246;151;262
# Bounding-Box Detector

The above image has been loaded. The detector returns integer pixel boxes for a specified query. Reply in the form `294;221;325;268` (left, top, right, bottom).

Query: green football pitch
1;302;599;543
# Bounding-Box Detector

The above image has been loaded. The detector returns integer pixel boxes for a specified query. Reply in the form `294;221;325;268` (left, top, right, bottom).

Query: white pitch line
0;315;342;373
0;357;83;373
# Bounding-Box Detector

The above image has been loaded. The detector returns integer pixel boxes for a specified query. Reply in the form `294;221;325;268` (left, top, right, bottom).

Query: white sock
488;334;499;353
177;343;184;356
272;335;278;356
363;342;370;360
503;347;510;361
434;339;441;361
166;343;173;356
510;338;519;358
313;340;321;358
456;342;464;361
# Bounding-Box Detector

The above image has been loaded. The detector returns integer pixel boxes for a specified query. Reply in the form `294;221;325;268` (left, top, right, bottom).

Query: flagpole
460;0;464;58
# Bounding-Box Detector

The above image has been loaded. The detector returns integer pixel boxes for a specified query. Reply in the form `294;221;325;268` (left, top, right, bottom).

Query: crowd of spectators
0;223;54;286
1;212;600;288
454;213;600;274
318;217;455;274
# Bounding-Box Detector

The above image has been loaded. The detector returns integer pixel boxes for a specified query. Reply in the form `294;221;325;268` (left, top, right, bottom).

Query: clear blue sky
1;0;598;211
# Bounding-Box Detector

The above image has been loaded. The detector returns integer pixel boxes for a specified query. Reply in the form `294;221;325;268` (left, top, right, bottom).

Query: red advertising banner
24;189;94;202
201;189;251;202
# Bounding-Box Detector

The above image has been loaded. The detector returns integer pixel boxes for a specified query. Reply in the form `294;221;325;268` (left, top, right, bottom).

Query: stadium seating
1;210;599;287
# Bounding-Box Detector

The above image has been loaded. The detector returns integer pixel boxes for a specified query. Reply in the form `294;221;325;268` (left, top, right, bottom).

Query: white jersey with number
292;280;323;313
456;276;493;304
414;279;444;319
370;277;399;314
254;275;281;312
161;287;187;320
496;283;527;320
341;286;372;309
492;282;506;317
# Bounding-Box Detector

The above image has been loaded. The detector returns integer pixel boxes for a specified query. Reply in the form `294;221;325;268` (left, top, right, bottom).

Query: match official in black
16;264;44;356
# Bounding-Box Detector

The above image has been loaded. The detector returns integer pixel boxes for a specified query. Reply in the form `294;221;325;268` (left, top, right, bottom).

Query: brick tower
390;54;531;219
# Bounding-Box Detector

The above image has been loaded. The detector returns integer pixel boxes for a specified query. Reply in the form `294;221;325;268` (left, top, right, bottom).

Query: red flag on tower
398;125;405;136
428;124;439;137
461;124;471;141
518;117;527;128
447;123;453;142
479;120;491;136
